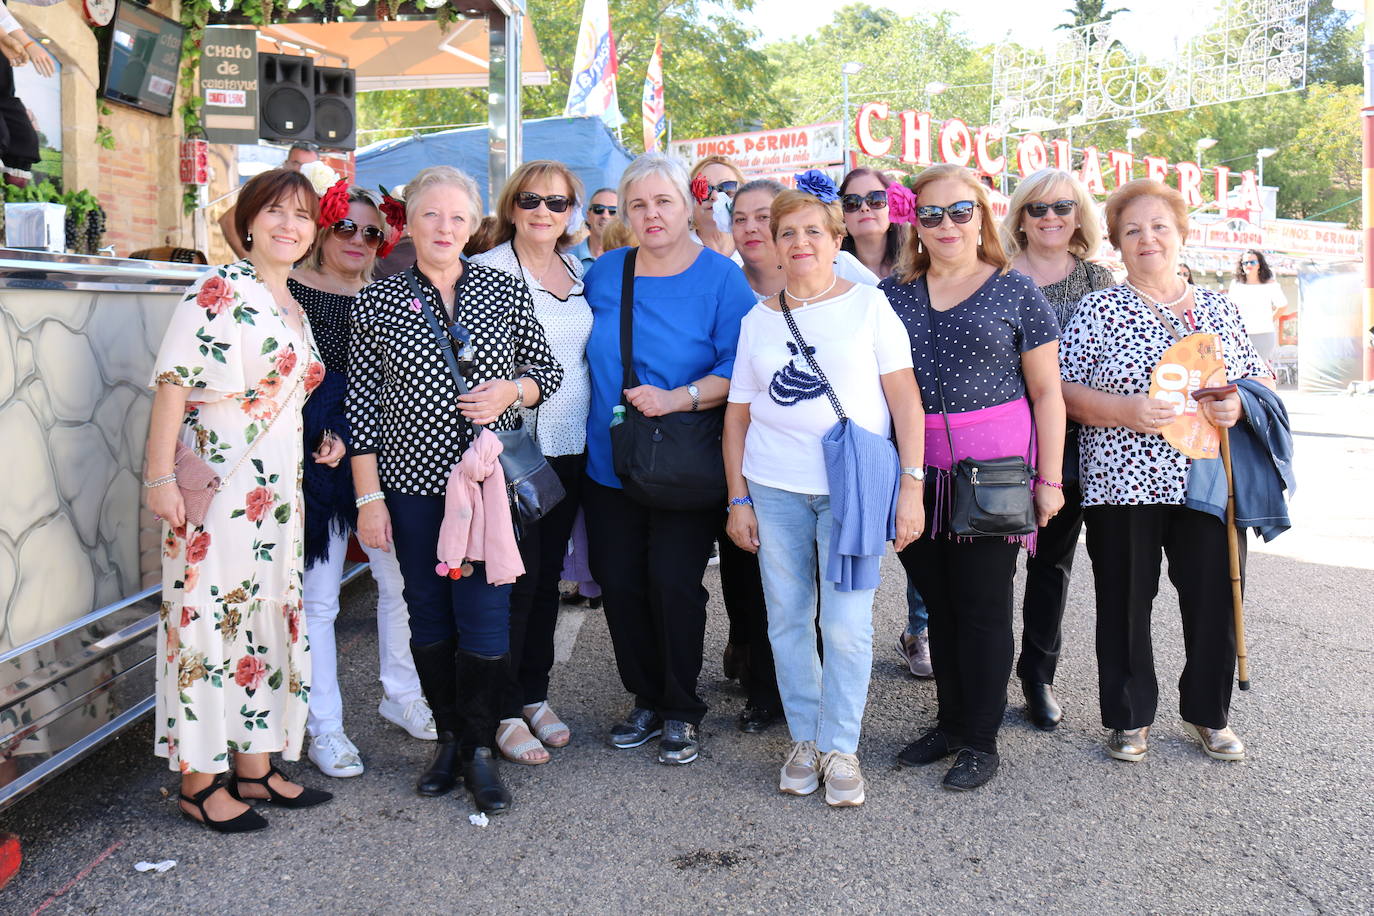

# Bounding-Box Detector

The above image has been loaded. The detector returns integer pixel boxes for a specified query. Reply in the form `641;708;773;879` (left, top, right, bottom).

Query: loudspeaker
313;66;357;150
258;53;314;143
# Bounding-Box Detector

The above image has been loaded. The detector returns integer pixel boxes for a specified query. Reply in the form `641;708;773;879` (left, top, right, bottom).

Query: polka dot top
287;277;353;374
881;269;1060;414
1059;283;1269;507
470;241;592;458
347;263;564;496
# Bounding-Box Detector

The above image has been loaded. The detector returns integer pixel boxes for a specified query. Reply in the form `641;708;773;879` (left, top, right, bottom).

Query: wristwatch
687;383;700;412
900;466;926;482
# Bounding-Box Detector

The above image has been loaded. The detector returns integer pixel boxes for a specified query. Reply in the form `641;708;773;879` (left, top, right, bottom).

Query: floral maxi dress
150;260;325;774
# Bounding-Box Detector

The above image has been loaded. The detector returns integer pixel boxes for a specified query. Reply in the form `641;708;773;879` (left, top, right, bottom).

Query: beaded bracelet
143;474;177;489
355;492;385;508
1035;478;1064;490
727;495;753;508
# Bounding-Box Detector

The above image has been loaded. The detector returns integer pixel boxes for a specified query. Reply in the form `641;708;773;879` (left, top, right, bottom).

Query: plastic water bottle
610;405;626;428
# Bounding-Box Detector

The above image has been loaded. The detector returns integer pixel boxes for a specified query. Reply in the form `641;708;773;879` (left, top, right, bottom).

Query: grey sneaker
657;720;700;765
897;629;933;678
779;740;820;795
609;706;662;749
820;751;865;807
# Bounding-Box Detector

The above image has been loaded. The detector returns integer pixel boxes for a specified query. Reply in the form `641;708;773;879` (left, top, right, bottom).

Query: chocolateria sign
854;102;1264;213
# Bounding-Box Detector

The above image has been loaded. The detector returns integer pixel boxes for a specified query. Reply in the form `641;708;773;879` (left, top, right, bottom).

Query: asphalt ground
2;391;1372;914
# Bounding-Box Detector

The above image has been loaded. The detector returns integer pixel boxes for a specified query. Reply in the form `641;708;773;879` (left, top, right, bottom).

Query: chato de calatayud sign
199;26;259;145
670;122;844;175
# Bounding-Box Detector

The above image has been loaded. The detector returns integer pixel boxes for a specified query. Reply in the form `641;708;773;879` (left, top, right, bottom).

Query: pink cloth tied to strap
437;428;525;586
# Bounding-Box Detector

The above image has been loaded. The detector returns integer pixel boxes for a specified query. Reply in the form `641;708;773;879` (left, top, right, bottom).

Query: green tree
1307;0;1363;86
1055;0;1128;30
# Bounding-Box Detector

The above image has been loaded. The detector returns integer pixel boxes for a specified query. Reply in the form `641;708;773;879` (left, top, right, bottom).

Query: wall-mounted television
100;1;184;117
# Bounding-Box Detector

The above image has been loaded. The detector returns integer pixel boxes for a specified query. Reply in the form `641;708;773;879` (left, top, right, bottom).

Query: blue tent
354;116;634;210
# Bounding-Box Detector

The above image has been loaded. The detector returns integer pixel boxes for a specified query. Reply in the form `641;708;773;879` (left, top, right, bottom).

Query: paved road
3;392;1372;914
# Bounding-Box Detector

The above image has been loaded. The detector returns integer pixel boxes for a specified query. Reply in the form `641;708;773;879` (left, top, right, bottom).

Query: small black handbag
922;281;1036;538
608;248;727;511
405;268;565;537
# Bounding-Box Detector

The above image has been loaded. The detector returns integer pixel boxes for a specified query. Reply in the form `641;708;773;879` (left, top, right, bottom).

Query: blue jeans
905;579;928;636
750;481;876;755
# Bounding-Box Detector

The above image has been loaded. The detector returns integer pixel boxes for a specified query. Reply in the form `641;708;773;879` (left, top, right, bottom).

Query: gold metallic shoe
1107;726;1150;761
1182;722;1246;761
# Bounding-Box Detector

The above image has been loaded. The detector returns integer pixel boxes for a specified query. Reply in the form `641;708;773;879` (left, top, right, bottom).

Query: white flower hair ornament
301;160;341;196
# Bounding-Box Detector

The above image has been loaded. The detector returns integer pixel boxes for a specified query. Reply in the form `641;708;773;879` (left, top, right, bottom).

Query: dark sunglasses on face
329;219;386;249
516;191;572;213
706;181;739;199
588;203;617;215
841;190;888;213
916;200;978;229
1242;259;1258;266
1024;199;1077;218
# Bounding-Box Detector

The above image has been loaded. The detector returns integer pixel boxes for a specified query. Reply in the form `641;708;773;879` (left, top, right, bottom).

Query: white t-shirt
1227;280;1286;336
729;284;913;495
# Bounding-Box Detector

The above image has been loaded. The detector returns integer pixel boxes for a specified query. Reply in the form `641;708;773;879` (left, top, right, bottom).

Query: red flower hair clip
377;185;407;258
317;178;352;228
690;174;710;204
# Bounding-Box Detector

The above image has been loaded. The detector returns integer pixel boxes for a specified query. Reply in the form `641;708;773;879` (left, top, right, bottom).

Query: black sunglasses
589;203;617;216
706;181;739;198
330;219;386;250
1242;259;1258;266
841;190;888;213
516;191;572;213
1024;199;1077;218
916;200;978;229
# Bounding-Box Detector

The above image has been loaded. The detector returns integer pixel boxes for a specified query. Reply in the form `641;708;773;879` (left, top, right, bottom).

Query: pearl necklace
1124;278;1190;309
782;274;838;307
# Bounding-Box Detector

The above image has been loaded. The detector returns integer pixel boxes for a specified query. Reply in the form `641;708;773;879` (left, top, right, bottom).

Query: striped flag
641;37;666;152
564;0;625;128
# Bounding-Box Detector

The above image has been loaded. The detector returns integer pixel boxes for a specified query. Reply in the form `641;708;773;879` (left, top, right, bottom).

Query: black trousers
1017;482;1084;685
899;487;1021;754
1084;504;1245;730
0;59;38;171
716;520;781;711
584;479;719;725
504;453;584;718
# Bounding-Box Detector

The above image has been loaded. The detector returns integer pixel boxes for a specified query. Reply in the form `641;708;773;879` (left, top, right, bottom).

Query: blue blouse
583;245;755;488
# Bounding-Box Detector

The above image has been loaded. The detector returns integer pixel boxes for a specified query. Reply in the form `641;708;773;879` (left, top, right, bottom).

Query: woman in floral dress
144;168;344;833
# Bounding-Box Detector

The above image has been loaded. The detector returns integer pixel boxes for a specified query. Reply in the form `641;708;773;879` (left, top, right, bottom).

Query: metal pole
1364;0;1374;380
488;10;510;213
842;70;850;172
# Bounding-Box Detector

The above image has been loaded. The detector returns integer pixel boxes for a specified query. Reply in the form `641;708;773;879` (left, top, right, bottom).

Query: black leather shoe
1023;681;1063;730
463;747;512;815
941;748;1000;791
416;733;461;797
658;720;700;765
609;706;663;749
736;705;780;734
896;729;963;767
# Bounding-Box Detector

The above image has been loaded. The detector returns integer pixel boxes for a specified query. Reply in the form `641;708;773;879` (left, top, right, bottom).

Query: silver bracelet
143;474;177;489
511;377;525;411
355;492;385;508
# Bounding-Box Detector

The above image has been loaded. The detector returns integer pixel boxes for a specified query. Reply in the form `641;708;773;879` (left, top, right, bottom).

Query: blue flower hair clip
794;169;839;203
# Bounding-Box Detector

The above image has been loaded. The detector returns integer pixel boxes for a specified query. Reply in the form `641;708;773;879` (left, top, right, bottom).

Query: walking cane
1192;384;1249;690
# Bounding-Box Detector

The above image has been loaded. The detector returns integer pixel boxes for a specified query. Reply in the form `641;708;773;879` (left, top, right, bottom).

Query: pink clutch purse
174;440;221;528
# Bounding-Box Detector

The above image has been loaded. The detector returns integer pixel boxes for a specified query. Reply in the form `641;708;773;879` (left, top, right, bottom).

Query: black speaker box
258;53;315;143
313;66;357;151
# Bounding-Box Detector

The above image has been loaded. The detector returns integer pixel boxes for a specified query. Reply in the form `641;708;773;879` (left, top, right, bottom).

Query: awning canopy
255;17;549;91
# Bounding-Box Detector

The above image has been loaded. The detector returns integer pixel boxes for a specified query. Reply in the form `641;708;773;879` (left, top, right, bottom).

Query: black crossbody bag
608;248;727;511
921;278;1036;537
403;267;565;537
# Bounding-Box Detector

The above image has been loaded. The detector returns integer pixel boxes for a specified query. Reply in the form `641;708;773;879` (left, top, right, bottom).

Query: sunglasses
706;181;738;199
516;192;572;213
1024;199;1077;218
841;190;888;213
329;219;386;249
1242;259;1258;266
589;203;617;216
916;200;978;229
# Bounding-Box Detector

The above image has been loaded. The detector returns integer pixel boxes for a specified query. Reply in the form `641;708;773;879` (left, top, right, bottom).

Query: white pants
302;529;421;736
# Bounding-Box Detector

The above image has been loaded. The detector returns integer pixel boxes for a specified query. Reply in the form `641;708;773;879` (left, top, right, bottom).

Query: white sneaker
820;751;865;807
308;731;364;778
379;696;437;740
779;740;820;796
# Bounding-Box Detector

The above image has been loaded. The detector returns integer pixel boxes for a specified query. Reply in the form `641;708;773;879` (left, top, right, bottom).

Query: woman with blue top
582;153;755;767
724;180;925;807
882;164;1066;792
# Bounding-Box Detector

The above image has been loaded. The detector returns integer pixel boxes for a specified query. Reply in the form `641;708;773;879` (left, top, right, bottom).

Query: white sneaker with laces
779;740;820;796
820;751;865;807
379;696;437;740
308;731;364;778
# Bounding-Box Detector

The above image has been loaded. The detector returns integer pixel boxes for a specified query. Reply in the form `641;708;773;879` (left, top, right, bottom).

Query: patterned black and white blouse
1059;283;1268;508
1038;256;1115;331
288;277;353;373
347;263;564;496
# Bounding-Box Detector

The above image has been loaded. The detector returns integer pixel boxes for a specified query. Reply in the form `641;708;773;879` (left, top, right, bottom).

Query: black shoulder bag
403;267;565;538
921;278;1036;537
608;248;727;511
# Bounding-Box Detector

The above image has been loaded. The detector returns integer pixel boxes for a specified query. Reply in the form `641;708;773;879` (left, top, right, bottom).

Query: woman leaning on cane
1059;179;1273;763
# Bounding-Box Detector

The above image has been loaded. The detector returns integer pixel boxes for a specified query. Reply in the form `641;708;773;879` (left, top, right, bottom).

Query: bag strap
1131;286;1188;342
404;266;470;397
618;248;640;395
777;290;846;423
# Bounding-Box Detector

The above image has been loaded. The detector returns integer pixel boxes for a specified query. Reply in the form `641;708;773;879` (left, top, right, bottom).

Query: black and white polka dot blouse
1059;283;1269;507
288;277;353;374
347;263;564;496
881;269;1060;414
